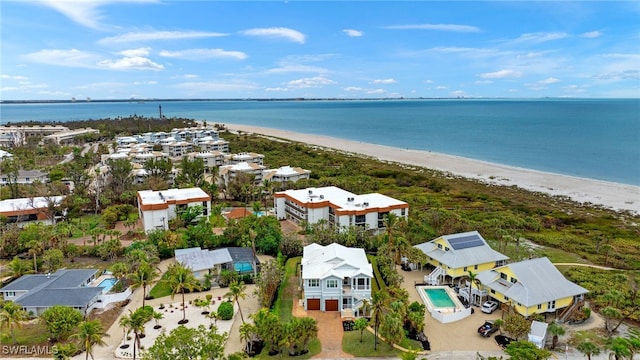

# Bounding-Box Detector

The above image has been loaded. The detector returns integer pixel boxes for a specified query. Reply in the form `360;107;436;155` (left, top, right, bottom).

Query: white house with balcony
263;166;311;184
301;243;372;316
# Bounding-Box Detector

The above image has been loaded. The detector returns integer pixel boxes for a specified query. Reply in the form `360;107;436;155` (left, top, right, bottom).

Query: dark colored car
495;335;516;348
477;320;499;337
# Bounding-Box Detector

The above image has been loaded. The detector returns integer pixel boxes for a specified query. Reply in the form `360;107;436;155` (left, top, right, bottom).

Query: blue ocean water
1;99;638;185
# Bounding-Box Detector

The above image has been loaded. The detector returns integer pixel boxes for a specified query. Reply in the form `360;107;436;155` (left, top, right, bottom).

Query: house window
356;278;369;290
25;177;30;182
474;265;478;270
490;289;495;294
500;273;508;280
537;304;542;310
308;279;319;287
202;201;208;215
547;300;556;310
463;266;468;272
401;208;405;216
510;277;518;284
326;279;338;288
5;291;15;297
504;297;509;301
437;244;442;249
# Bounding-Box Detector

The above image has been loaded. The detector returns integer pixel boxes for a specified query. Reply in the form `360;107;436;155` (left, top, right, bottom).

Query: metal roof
175;247;233;272
476;257;588;307
301;243;372;280
414;231;508;270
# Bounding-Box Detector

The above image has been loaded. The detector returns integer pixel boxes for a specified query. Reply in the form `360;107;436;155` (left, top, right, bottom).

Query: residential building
175;247;260;283
263;166;311;184
161;141;192;158
132;151;169;165
189;151;226;174
226;152;264;166
476;257;588;317
414;231;509;290
0;269;101;316
274;186;408;232
198;139;229;153
301;243;372;315
41;128;99;145
137;187;211;232
0;125;69;147
0;169;49;185
218;162;266;187
0;196;65;223
0;150;13;159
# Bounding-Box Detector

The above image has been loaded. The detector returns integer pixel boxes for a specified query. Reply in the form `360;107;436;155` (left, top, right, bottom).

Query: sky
1;1;639;100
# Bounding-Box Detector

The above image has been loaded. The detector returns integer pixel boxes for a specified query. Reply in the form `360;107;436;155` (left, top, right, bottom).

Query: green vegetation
272;257;297;322
342;330;404;357
149;272;172;299
217;301;234;321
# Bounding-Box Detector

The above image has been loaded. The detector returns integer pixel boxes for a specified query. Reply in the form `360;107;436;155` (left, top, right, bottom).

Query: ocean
1;99;639;185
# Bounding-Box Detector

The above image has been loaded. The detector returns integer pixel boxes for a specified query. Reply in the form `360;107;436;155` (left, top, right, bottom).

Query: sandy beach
224;124;640;215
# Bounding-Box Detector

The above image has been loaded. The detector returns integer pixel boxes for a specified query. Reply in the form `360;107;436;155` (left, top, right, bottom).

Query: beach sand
224;124;640;215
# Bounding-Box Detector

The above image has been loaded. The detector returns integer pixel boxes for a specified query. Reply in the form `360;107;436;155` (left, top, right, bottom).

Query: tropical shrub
217;301;234;320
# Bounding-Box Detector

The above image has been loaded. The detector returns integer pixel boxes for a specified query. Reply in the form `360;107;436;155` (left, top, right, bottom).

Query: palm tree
607;336;632;360
493;318;504;335
547;321;565;349
225;281;248;323
298;317;318;352
576;340;601;360
467;270;478;306
167;263;199;323
0;301;28;344
370;291;388;350
7;256;33;279
239;322;257;354
119;309;148;360
27;239;43;273
128;261;159;308
71;320;109;360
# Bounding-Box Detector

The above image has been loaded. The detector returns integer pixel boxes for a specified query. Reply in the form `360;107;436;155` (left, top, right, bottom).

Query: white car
481;301;499;314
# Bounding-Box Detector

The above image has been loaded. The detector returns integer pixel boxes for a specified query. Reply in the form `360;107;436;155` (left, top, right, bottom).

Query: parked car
495;335;516;348
478;320;499;337
481;300;499;313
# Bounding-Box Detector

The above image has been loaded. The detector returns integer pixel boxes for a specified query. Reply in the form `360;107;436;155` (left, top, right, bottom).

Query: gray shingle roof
17;287;102;308
414;231;508;270
477;257;588;307
0;274;52;291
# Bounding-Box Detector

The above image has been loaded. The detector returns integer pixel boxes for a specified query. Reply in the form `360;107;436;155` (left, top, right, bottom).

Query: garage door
307;299;320;310
325;299;339;311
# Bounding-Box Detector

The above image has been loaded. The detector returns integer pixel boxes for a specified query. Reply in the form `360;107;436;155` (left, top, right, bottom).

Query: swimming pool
97;278;118;293
416;285;471;323
424;288;456;308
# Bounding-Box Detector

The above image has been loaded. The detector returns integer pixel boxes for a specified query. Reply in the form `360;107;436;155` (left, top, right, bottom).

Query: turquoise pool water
98;278;118;293
424;288;456;308
234;262;253;273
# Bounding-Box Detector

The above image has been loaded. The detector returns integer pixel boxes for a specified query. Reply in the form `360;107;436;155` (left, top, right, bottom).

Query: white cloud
1;74;29;80
183;74;199;79
512;32;568;43
241;27;306;44
580;31;602;38
436;86;448;90
385;24;480;32
159;49;247;60
24;49;101;68
343;29;363;37
366;89;385;94
344;86;364;92
132;80;158;85
450;90;468;97
372;78;397;84
35;0;157;30
176;82;258;92
99;31;227;44
268;65;328;74
265;87;289;92
119;48;151;57
423;80;434;84
286;76;336;89
538;77;561;84
97;56;164;71
479;69;522;79
475;80;493;85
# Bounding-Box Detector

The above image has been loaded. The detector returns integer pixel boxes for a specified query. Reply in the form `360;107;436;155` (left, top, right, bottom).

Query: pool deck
90;274;117;292
416;285;472;323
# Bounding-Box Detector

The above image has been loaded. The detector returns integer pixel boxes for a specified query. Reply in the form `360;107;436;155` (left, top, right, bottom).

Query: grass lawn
254;339;321;359
149;273;172;299
272;257;299;322
343;330;406;357
1;321;51;347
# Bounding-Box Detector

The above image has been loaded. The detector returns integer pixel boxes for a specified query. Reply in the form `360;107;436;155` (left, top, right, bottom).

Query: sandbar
224;123;640;215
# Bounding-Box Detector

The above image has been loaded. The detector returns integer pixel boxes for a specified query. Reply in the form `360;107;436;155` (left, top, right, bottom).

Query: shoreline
223;123;640;215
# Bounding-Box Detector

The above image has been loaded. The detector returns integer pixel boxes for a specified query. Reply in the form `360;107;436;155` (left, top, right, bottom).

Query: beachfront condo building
274;186;408;232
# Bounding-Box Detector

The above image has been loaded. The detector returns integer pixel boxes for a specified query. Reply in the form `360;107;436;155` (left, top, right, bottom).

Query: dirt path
553;262;617;270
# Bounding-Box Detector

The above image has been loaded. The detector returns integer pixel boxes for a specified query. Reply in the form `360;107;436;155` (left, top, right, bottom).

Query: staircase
558;298;584;323
424;266;445;285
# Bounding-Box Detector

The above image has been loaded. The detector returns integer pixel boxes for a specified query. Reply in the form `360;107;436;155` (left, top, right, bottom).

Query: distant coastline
224;123;640;215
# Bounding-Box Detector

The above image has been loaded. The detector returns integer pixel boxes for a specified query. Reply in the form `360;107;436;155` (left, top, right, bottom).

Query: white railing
94;287;132;309
430;306;472;324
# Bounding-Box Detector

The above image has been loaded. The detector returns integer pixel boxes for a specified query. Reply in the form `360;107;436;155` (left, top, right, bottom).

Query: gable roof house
476;257;588;317
0;195;65;224
301;243;372;316
0;269;101;316
414;231;509;289
176;247;260;283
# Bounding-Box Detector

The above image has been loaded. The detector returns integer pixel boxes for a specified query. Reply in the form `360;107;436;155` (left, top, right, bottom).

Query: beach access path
224;124;640;215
